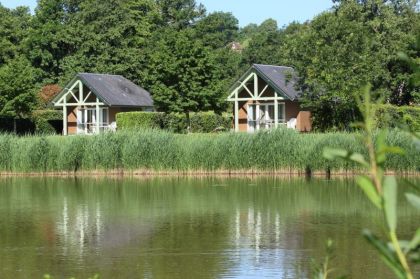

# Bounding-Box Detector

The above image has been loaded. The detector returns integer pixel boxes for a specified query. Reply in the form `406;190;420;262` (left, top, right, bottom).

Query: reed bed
0;128;418;174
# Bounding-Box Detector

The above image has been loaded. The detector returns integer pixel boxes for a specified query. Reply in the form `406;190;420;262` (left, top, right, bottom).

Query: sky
2;0;333;27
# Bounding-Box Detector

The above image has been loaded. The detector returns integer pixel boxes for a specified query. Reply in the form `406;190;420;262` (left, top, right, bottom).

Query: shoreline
0;169;419;178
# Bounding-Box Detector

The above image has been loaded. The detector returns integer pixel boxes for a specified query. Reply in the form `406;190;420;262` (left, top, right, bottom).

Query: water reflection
0;177;418;278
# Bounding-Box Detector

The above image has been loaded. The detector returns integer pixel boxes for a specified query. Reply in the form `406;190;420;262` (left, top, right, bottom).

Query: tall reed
0;128;418;174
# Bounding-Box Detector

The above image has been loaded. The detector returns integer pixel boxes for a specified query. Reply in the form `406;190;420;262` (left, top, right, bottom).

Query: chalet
52;73;154;135
227;64;311;132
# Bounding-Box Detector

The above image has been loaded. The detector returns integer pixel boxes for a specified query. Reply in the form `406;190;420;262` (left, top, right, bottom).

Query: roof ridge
253;64;293;69
78;73;124;77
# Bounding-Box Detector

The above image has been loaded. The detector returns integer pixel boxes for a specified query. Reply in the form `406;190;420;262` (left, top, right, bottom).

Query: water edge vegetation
0;128;418;175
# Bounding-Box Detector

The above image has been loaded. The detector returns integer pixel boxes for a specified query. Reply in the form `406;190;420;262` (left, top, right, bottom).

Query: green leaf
407;229;420;252
406;193;420;210
363;230;406;279
376;130;388;164
356;176;382;209
349;153;369;168
323;148;348;160
384;176;398;232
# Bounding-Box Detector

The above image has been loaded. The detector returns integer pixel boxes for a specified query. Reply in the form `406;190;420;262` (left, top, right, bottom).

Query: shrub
116;112;163;130
189;112;232;133
161;113;188;133
32;110;62;134
116;111;232;133
374;104;420;131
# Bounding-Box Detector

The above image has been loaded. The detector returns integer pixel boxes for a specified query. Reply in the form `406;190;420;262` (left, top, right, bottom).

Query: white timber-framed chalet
227;64;311;132
52;73;154;135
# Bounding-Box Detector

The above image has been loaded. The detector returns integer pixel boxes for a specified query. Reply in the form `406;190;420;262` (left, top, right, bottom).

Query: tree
282;0;419;130
194;12;239;49
58;0;159;84
156;0;205;29
0;5;31;65
142;28;239;114
241;19;286;66
0;56;38;118
26;0;82;83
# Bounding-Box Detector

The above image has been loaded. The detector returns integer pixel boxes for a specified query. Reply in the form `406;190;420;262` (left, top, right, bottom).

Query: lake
0;177;418;278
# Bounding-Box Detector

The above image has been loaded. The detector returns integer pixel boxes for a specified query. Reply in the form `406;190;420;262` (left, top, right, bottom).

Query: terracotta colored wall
67;106;77;135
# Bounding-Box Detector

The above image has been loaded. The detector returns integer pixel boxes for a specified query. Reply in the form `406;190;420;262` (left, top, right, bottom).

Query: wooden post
274;92;279;128
78;80;83;105
63;103;68;136
253;73;258;98
96;98;100;134
234;89;239;132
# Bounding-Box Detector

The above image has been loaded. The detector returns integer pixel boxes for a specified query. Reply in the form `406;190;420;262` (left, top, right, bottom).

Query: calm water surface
0;177;419;279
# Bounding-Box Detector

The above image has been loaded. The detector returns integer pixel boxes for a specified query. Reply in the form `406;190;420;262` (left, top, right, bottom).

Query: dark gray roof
78;73;154;107
253;64;301;100
230;64;302;101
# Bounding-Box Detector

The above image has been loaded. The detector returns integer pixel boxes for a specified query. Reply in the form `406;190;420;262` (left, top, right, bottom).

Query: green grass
0;128;418;174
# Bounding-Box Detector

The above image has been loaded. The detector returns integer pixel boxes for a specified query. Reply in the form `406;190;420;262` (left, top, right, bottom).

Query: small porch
227;64;311;133
53;80;112;135
51;73;154;135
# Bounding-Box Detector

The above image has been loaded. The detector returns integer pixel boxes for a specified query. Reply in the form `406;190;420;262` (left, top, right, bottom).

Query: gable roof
53;73;154;107
231;64;302;101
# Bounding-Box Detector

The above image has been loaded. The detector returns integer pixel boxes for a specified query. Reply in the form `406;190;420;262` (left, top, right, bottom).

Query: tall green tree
142;28;239;114
194;12;239;49
0;56;38;118
26;0;81;83
59;0;159;84
283;0;419;130
0;5;31;65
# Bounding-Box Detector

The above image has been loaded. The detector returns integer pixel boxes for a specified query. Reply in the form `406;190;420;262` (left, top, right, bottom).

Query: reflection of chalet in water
227;64;312;132
52;74;154;135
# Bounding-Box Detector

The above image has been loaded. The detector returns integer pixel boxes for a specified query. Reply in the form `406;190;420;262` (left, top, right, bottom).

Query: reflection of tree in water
0;177;419;278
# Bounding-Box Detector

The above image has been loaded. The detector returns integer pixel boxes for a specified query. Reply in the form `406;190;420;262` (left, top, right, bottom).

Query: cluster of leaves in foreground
321;89;420;279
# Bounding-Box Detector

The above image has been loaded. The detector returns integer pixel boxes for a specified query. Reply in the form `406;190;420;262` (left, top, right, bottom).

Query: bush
116;111;232;133
189;112;232;133
374;105;420;131
31;110;63;134
116;112;163;130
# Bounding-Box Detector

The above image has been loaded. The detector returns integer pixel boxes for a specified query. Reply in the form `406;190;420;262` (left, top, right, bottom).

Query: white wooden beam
56;102;105;106
95;98;100;134
258;85;269;98
83;91;92;103
227;72;256;99
253;73;258;98
63;98;68;136
234;89;239;132
274;92;279;128
78;80;83;103
227;96;285;102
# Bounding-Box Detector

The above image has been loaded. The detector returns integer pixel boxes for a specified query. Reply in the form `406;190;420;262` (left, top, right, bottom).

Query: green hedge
31;110;63;134
116;112;163;130
374;105;420;131
116;111;232;133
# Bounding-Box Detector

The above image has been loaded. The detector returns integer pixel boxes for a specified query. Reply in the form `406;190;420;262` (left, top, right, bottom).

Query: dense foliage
0;128;418;173
0;0;418;130
116;111;232;133
374;104;420;131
